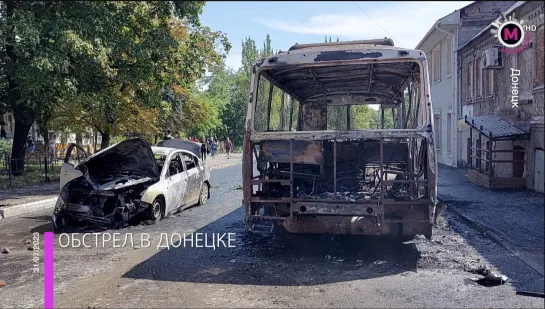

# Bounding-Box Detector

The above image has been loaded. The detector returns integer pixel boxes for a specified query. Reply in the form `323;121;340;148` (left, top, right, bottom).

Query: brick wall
457;2;544;187
458;1;517;47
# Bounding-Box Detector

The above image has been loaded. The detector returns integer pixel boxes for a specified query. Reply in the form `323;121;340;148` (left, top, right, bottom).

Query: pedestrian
27;137;35;153
200;141;208;162
164;130;173;140
49;134;57;158
210;138;217;158
225;137;233;159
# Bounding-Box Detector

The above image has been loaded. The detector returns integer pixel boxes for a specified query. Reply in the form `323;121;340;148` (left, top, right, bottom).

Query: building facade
416;0;517;167
457;1;544;192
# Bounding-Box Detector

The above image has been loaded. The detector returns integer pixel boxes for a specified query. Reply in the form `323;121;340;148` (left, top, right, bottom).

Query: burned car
242;38;437;239
52;138;211;230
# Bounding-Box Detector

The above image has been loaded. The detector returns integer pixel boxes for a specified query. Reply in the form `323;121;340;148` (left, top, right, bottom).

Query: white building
415;1;516;167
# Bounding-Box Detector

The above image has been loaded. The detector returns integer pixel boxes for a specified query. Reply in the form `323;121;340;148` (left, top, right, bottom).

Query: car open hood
155;139;201;158
77;138;160;189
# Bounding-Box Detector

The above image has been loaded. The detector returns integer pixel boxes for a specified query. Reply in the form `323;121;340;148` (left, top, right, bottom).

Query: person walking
49;134;57;159
200;141;208;162
225;137;233;159
210;138;217;158
164;130;173;140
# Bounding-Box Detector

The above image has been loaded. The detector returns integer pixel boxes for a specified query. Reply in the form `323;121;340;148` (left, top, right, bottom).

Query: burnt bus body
242;39;438;239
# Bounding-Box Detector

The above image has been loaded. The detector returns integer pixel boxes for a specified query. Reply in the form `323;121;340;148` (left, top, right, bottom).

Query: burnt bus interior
247;58;434;231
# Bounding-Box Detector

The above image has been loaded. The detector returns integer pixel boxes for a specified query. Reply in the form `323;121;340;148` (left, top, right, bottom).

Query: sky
200;1;474;71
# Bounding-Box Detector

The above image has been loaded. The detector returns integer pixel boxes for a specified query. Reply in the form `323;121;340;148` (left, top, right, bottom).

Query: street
0;163;543;308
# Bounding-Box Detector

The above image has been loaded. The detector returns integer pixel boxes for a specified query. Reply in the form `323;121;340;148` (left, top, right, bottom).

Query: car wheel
149;198;164;221
197;183;209;205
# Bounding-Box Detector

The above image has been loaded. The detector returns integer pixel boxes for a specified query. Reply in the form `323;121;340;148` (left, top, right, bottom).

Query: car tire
149;198;164;221
197;183;209;206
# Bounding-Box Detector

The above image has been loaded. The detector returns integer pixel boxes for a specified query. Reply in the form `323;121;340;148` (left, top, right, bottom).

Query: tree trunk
75;133;83;146
100;132;110;150
43;130;50;154
10;116;33;175
75;133;83;156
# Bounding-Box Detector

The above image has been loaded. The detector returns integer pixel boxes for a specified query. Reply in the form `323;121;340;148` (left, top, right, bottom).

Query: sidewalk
437;164;544;274
0;153;241;216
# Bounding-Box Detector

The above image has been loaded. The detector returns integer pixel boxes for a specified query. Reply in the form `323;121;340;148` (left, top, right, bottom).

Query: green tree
0;1;225;172
0;1;230;173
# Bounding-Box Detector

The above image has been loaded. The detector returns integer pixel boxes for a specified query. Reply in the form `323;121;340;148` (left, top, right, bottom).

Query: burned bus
242;38;437;240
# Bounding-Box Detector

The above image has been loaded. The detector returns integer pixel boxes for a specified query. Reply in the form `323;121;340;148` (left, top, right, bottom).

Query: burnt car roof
77;138;160;188
155;139;201;158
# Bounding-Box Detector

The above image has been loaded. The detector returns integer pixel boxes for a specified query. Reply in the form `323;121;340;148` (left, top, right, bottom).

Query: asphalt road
0;164;544;308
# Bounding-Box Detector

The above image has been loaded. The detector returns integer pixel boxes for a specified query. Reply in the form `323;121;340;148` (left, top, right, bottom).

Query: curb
440;198;545;276
0;197;58;219
210;162;241;171
0;161;242;219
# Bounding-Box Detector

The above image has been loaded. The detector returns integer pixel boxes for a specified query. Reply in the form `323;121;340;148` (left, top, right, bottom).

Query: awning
464;115;530;140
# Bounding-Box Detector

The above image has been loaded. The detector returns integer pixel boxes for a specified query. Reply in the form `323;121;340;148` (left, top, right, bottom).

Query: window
535;25;544;87
434;113;441;152
327;105;348;130
254;75;273;132
182;153;197;170
255;74;297;132
167;154;185;177
467;62;474;99
445;38;452;76
486;70;494;97
476;57;483;97
155;154;168;175
432;43;441;83
447;113;452;154
283;93;300;131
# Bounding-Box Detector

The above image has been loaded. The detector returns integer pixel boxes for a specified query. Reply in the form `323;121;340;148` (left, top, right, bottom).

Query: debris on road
465;264;508;286
1;247;9;254
24;239;31;244
0;280;6;288
474;273;508;286
374;260;387;265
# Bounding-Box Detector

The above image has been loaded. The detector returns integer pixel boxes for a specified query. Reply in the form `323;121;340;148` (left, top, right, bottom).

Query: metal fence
0;152;67;188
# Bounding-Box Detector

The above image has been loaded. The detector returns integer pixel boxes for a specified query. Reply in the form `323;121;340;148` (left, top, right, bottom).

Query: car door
59;144;88;190
182;153;200;204
163;153;188;213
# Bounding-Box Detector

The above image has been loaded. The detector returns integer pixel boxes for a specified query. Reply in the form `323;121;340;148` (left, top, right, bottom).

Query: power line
352;1;403;47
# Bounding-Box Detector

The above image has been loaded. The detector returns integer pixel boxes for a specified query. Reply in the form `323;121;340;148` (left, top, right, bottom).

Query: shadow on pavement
123;207;421;286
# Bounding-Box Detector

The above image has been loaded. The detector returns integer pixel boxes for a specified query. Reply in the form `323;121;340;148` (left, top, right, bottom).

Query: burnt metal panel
260;140;323;165
292;201;383;216
361;141;409;163
314;51;383;62
302;103;327;130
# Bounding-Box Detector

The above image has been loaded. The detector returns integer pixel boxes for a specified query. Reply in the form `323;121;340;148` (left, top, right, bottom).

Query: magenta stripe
43;232;54;308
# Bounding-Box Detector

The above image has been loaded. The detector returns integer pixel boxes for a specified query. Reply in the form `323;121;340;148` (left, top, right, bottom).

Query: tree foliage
0;0;230;172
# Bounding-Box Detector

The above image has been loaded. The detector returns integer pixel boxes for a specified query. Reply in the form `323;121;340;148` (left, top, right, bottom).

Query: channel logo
490;13;535;48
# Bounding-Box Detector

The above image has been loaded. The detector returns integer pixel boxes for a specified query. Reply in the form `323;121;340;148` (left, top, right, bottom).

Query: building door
534;148;544;193
513;146;525;178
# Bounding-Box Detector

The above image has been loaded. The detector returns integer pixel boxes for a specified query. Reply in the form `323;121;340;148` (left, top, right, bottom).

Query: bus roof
288;38;395;51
